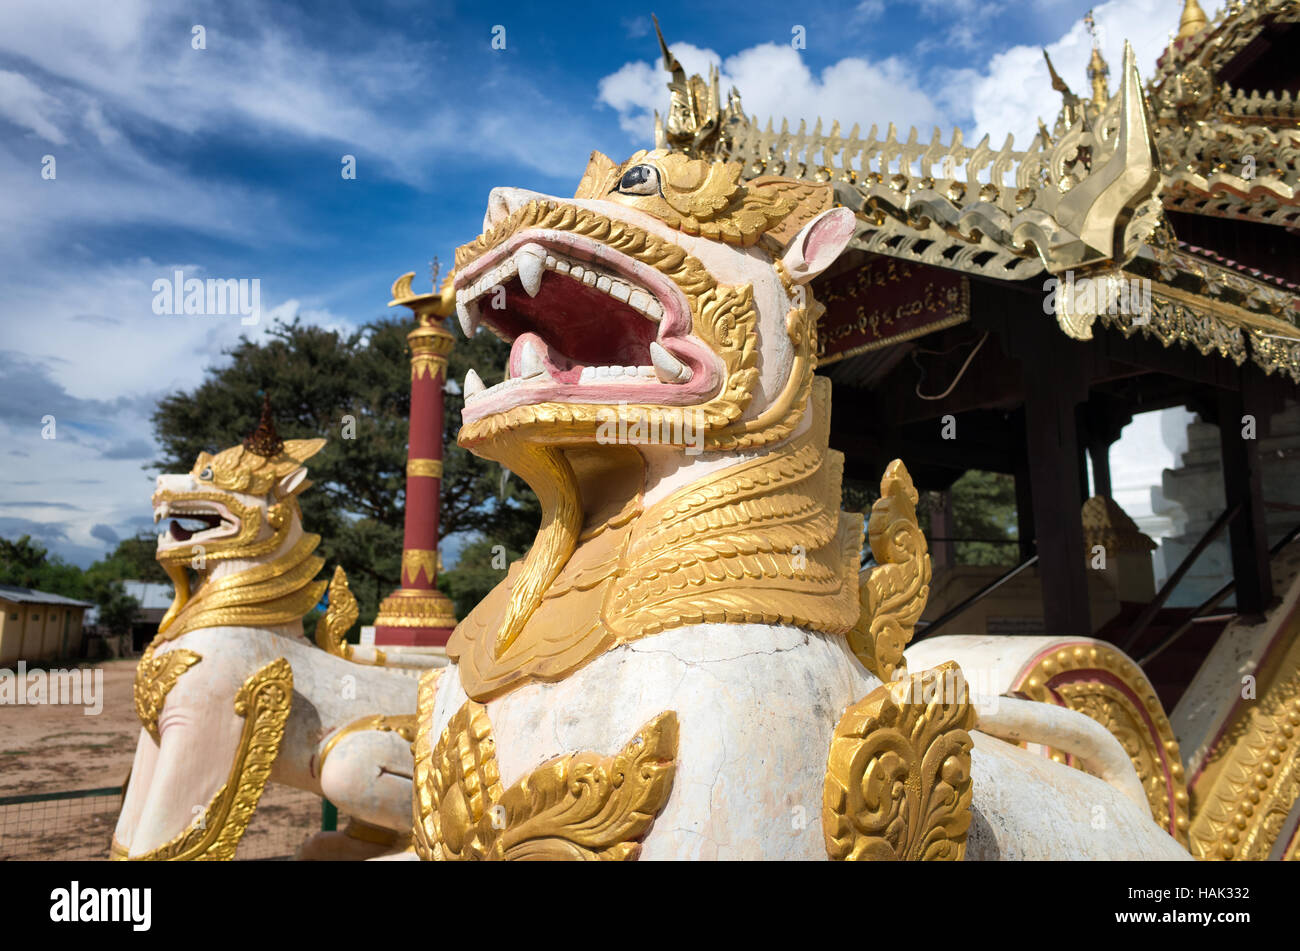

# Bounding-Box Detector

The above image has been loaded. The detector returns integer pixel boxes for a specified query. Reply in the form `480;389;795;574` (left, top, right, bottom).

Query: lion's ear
749;177;833;248
779;207;856;284
574;151;619;200
283;438;326;465
276;467;309;500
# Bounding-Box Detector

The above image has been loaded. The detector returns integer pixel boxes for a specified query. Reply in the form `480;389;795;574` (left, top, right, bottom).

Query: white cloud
964;0;1211;148
599;41;946;144
0;69;68;143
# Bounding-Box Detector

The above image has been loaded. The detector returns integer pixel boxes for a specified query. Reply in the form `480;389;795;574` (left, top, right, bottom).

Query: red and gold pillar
374;272;459;647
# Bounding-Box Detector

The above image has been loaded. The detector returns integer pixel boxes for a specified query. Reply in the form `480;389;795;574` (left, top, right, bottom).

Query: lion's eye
200;466;213;481
617;164;660;196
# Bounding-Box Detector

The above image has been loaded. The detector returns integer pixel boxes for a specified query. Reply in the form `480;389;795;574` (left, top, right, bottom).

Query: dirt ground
0;658;321;860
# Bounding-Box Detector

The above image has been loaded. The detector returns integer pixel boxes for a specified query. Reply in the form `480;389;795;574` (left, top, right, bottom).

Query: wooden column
1217;374;1273;615
1020;332;1092;636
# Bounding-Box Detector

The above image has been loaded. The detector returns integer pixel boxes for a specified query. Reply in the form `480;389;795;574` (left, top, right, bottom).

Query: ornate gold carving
189;438;325;498
152;533;328;645
319;713;419;773
402;548;438;586
1188;616;1300;860
413;697;678;861
406;458;443;478
110;837;128;860
153;437;325;632
1011;641;1189;845
448;379;863;700
125;658;293;860
650;16;744;159
374;587;458;628
133;643;202;743
673;41;1161;295
154;493;296;580
316;565;358;660
1081;495;1157;553
850;459;931;682
823;661;975;861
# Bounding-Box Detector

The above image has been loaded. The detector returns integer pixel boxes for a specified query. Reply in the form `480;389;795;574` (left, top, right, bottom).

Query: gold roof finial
1085;10;1110;104
243;392;285;458
650;14;741;158
1177;0;1209;40
1043;49;1083;125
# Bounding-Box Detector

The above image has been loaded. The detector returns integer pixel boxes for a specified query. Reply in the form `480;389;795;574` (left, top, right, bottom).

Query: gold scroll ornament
119;658;293;860
315;565;358;660
849;459;931;683
412;671;679;860
823;661;975;861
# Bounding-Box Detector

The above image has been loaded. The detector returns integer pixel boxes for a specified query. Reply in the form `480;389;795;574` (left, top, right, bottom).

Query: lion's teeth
650;341;692;383
464;368;485;398
520;340;545;378
610;283;631;303
516;244;546;298
457;297;480;337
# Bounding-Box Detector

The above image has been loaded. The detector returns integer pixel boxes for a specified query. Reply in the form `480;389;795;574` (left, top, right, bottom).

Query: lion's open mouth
453;228;720;421
153;498;238;549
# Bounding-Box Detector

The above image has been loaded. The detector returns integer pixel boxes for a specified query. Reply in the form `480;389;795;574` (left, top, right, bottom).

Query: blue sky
0;0;1207;566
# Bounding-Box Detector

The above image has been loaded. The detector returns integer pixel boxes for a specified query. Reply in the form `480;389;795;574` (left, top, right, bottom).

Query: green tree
0;535;51;589
149;316;539;627
949;470;1018;566
85;534;170;586
87;579;140;637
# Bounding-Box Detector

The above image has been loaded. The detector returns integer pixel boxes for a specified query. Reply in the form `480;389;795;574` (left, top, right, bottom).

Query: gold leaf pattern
132;643;202;743
414;697;678;861
850;459;932;682
315;564;358;660
823;662;975;861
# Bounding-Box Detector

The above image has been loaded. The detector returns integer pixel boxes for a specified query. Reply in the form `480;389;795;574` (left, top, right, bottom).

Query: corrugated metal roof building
0;585;93;666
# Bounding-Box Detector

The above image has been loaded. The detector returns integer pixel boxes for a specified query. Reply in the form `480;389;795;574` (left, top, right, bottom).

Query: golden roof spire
1177;0;1209;40
1084;10;1110;104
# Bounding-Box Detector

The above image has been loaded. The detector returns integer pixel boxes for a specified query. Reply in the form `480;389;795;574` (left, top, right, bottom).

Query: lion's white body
429;610;1187;860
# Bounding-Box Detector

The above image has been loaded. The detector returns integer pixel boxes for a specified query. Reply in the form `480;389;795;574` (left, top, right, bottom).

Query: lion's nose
483;187;549;233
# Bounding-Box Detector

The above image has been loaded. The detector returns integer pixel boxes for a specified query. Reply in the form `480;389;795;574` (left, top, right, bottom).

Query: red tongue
170;519;193;542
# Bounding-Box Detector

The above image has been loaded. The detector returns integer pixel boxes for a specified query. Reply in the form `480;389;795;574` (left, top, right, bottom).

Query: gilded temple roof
652;2;1300;381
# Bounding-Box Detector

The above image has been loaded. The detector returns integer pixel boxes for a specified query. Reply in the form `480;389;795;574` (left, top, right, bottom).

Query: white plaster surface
116;626;420;854
434;624;1189;860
